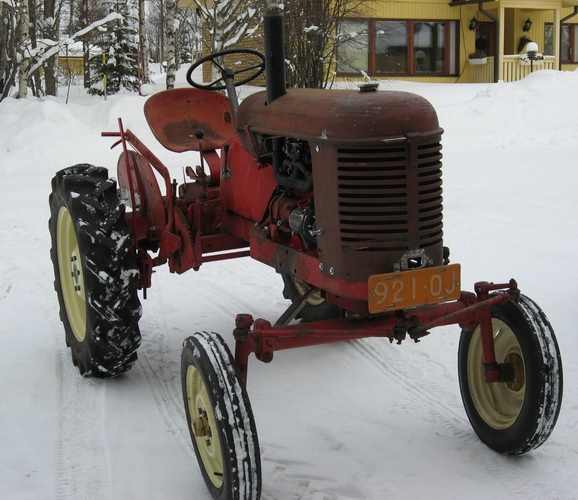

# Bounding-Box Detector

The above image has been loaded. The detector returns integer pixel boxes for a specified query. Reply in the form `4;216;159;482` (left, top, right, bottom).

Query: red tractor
48;4;562;500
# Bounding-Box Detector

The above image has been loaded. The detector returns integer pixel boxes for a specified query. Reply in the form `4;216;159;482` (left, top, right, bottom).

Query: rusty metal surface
236;88;441;152
312;131;444;281
232;280;519;386
220;138;277;223
144;88;235;152
117;151;166;231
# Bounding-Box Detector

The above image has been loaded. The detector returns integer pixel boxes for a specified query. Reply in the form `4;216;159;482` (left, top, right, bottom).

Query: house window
544;23;553;56
544;22;578;62
414;22;445;74
560;24;578;63
375;21;408;73
337;19;459;77
336;20;369;74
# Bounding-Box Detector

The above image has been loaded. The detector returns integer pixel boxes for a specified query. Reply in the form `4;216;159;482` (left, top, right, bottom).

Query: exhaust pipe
264;0;286;103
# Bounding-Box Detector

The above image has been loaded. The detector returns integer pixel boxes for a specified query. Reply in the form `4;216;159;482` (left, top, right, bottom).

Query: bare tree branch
27;12;122;77
284;0;369;89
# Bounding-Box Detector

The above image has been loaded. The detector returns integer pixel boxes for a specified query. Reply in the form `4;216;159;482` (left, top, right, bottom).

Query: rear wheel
49;165;142;377
181;332;261;500
458;295;562;454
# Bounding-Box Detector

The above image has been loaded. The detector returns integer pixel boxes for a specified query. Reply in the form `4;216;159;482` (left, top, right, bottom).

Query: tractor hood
236;88;441;152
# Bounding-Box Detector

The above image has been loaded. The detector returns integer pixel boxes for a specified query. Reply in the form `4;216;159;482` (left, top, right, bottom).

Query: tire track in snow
55;349;112;500
138;282;194;458
350;340;541;493
0;283;12;300
137;347;194;458
349;340;469;433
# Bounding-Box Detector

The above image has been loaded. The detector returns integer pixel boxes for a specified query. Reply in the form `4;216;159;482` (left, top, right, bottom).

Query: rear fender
117;151;166;232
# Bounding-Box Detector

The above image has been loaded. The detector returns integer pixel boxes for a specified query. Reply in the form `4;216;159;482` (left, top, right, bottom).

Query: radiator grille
416;141;443;248
337;137;443;253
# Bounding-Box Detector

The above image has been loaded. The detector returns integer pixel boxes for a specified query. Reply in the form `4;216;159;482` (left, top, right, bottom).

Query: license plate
368;264;461;314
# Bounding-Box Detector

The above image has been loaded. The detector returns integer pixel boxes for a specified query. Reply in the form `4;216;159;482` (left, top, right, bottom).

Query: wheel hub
57;207;87;342
505;352;525;392
186;365;224;488
70;255;82;291
192;409;212;440
467;318;526;430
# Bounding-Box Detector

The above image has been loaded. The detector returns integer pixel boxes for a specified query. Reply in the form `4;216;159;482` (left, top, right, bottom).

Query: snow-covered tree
137;0;149;83
193;0;261;53
284;0;370;89
0;0;18;101
176;5;200;64
89;0;140;95
43;0;59;96
16;0;30;97
165;0;175;88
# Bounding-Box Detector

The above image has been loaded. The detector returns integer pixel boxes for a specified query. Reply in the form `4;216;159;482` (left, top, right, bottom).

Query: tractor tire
281;274;341;322
49;164;142;377
182;332;261;500
458;294;563;455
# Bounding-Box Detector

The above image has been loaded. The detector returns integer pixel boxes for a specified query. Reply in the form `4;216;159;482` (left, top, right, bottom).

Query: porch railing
502;55;556;82
466;56;494;83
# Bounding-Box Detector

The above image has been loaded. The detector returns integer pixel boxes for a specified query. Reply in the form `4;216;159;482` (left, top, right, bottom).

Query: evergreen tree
89;0;140;95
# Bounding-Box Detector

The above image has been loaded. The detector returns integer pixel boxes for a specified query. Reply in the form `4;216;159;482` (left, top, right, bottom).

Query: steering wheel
186;49;266;91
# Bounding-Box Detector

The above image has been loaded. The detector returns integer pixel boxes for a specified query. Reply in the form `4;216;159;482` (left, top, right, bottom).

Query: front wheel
181;332;261;500
458;295;563;455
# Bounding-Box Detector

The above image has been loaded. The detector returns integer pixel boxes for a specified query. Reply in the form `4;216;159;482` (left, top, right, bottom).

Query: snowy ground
1;67;578;500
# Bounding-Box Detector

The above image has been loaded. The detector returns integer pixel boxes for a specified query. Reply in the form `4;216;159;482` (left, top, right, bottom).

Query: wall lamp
523;18;533;32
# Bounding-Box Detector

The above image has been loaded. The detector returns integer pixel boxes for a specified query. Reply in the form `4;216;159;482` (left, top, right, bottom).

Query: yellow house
57;42;100;77
339;0;578;83
182;0;578;84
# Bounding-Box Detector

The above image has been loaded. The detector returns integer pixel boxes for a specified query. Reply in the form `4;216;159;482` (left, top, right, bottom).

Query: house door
476;22;496;57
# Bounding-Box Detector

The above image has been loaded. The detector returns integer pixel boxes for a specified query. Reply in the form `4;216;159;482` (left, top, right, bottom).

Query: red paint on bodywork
249;227;368;302
220;138;277;223
144;88;235;152
117;151;166;231
232;283;517;387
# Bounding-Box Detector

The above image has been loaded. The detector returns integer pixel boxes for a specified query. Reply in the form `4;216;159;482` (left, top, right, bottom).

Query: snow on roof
57;41;102;57
35;39;102;57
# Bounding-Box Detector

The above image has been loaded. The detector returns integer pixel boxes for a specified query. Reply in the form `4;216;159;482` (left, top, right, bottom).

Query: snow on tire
181;332;261;500
458;294;563;455
49;164;142;377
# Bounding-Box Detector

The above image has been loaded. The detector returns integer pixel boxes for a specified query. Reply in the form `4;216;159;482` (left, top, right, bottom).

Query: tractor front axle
232;280;519;387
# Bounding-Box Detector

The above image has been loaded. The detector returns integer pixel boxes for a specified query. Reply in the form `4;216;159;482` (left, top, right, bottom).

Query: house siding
192;1;578;85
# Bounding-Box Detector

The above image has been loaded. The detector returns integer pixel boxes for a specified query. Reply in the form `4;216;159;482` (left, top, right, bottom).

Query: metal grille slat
337;137;443;256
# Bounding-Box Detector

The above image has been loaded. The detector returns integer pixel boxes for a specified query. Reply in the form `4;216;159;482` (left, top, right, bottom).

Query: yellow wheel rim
467;318;526;430
57;207;87;342
186;365;224;488
294;279;325;307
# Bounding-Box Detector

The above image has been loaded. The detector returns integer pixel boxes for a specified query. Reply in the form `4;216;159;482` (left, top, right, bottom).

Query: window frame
335;19;371;75
544;22;554;57
336;18;460;77
547;22;578;63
